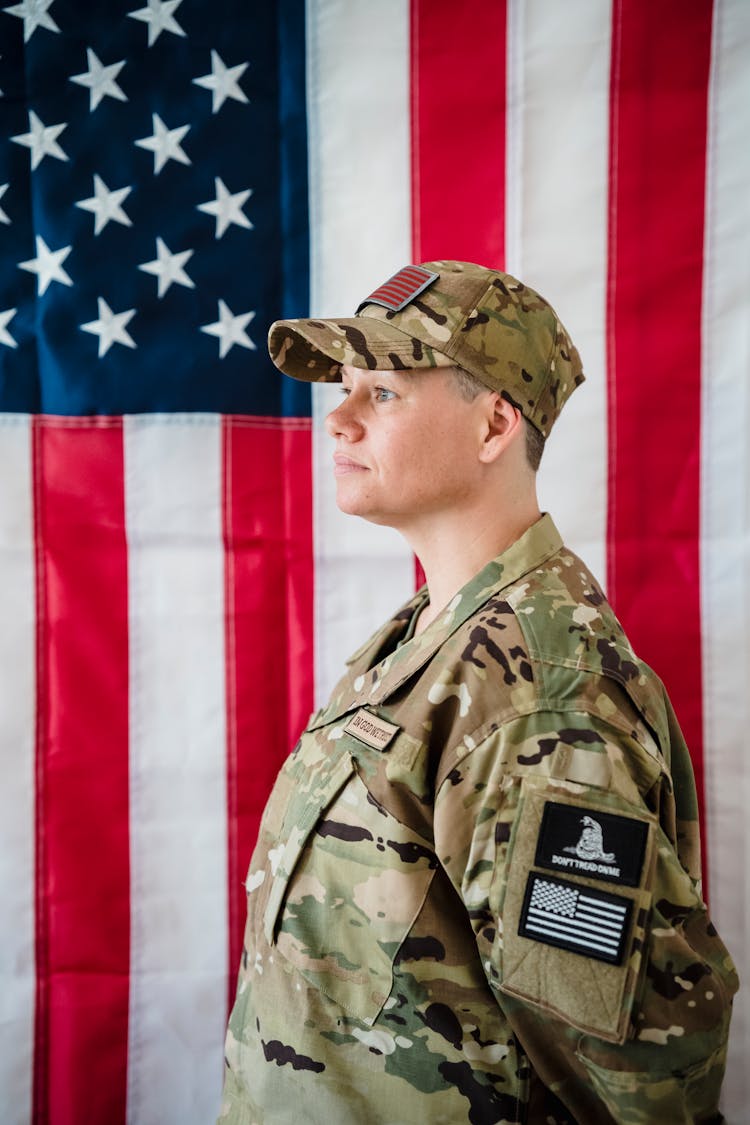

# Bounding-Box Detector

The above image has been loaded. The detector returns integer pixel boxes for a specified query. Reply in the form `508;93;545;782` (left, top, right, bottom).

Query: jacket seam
434;704;667;793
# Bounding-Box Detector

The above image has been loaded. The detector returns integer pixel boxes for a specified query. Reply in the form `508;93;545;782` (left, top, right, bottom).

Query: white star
18;234;72;295
4;0;60;42
197;177;253;239
0;184;10;225
128;0;185;47
135;112;190;174
193;49;249;114
80;297;136;357
201;299;256;359
0;308;18;349
75;175;133;235
70;48;127;112
139;236;194;298
11;110;68;170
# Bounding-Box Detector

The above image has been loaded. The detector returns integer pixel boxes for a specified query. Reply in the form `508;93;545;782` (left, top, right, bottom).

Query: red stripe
606;1;712;860
376;282;413;298
410;0;507;266
371;287;407;302
33;419;130;1125
409;0;508;591
377;273;421;292
370;267;432;300
223;417;314;1004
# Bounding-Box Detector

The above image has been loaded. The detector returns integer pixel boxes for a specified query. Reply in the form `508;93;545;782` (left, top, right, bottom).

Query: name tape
343;708;400;751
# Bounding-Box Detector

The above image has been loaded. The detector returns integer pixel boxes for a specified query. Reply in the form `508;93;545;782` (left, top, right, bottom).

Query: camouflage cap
267;260;585;437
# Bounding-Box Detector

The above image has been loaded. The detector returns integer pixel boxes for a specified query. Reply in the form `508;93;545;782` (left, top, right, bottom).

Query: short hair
447;366;546;472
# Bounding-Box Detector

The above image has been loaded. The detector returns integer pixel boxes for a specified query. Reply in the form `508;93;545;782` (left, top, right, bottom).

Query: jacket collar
309;514;563;729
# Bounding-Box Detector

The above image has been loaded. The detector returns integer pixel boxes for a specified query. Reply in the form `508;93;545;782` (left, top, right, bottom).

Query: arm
434;710;738;1124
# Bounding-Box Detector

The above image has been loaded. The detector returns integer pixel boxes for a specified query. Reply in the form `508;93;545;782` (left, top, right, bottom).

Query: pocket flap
263;751;356;943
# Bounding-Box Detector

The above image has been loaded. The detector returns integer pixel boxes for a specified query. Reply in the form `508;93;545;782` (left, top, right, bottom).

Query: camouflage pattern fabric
219;515;738;1124
267;260;585;437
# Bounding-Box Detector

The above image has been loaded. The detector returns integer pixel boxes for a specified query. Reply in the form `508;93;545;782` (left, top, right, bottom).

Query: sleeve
433;710;739;1124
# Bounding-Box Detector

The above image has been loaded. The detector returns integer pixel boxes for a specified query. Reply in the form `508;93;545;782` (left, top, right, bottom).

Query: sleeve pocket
495;779;655;1044
575;1034;730;1121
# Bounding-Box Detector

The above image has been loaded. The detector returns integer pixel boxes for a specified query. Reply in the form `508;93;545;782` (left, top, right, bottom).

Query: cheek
406;420;471;471
393;443;464;503
398;419;448;464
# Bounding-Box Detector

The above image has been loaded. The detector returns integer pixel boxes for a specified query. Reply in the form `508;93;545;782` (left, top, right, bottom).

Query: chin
334;484;403;527
335;496;390;525
336;499;376;520
335;485;371;518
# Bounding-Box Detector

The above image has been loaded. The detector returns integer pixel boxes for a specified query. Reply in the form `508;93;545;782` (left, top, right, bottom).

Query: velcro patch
356;265;439;313
534;801;648;888
519;873;632;965
343;708;399;751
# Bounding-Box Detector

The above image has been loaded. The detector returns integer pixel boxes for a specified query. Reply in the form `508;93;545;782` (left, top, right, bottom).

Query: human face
324;365;487;530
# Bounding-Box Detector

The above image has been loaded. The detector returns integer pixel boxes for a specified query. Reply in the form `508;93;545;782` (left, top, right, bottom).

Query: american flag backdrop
0;1;747;1122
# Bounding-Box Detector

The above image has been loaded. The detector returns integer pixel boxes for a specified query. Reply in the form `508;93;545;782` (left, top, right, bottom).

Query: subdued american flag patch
357;265;439;313
519;873;632;965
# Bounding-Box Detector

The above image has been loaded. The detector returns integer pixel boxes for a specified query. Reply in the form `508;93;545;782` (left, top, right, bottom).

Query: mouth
333;453;368;476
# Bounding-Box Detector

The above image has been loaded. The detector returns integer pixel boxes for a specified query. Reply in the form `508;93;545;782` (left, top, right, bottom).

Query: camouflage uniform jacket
220;515;738;1125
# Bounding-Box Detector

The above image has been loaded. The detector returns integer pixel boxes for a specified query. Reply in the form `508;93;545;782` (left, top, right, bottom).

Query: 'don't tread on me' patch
534;800;649;888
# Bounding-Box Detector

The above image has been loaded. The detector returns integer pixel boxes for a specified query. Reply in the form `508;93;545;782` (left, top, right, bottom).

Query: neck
407;488;541;635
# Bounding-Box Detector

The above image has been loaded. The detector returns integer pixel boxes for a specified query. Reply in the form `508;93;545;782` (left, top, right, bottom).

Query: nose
325;392;364;440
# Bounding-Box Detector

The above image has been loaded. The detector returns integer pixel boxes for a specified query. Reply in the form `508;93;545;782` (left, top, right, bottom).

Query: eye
338;385;351;397
374;385;396;402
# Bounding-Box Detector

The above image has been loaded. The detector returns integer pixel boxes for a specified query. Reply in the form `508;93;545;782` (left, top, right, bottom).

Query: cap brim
268;314;454;382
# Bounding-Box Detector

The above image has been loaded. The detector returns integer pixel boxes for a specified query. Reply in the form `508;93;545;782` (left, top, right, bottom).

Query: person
218;260;738;1124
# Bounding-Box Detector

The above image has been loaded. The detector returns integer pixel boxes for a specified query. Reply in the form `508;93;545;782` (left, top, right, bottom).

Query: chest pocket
263;743;437;1025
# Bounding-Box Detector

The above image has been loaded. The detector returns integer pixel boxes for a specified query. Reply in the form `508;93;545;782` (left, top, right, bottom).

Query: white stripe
306;0;414;705
701;1;750;1117
525;922;618;957
505;0;611;582
529;906;622;942
530;904;620;940
0;417;35;1125
124;416;228;1125
504;0;525;276
578;893;627;917
571;906;624;932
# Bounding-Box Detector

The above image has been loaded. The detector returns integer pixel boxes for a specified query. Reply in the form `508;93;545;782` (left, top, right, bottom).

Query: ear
478;393;524;464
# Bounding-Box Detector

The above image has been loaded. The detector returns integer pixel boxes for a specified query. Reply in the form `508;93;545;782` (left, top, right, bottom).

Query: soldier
219;261;738;1123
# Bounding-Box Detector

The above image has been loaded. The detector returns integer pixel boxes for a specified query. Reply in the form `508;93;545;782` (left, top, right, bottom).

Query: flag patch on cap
357;265;439;313
519;872;632;965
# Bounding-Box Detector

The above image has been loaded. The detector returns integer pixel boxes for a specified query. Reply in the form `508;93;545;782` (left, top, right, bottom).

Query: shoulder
427;544;671;764
505;545;671;750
